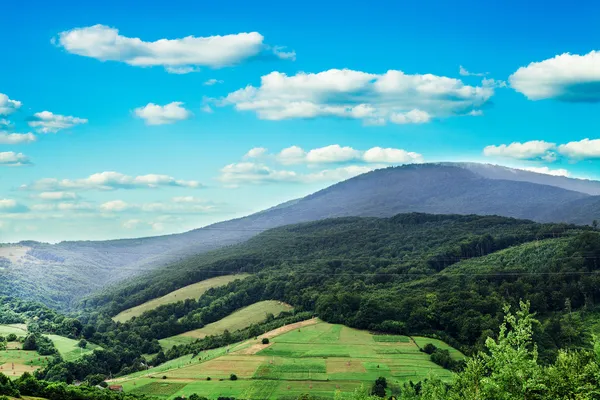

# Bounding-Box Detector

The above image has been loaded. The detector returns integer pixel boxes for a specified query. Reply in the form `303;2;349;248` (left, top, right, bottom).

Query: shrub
230;374;238;381
262;338;269;344
423;343;437;354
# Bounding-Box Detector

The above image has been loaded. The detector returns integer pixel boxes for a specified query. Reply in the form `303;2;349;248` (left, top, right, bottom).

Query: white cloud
510;51;600;101
483;141;556;160
218;161;376;185
204;78;224;86
482;78;508;88
275;145;423;165
201;104;214;113
165;66;200;74
459;66;487;77
244;147;268;159
306;145;362;163
22;171;201;191
31;202;94;212
134;102;191;125
55;25;293;72
172;196;204;203
100;200;130;212
123;219;144;229
28;111;87;133
0;93;22;115
0;132;36;144
37;192;79;201
101;199;214;213
0;151;31;166
271;46;296;61
558;138;600;159
362;147;424;163
0;119;13;127
219;69;494;125
276;146;307;165
0;199;28;213
518;166;570;177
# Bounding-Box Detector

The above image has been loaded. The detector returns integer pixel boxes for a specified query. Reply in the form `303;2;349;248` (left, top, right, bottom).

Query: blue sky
1;0;600;242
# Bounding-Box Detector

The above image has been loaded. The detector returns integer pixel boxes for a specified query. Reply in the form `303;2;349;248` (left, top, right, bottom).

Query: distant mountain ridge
2;162;599;308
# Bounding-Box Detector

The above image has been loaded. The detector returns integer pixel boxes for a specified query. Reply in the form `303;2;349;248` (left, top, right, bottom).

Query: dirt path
233;318;319;355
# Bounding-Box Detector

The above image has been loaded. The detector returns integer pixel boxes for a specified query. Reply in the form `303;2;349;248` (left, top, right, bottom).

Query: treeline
361;302;600;400
0;372;150;400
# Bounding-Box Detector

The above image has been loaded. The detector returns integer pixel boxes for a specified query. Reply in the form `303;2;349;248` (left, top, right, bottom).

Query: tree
78;339;88;349
22;335;37;351
229;373;238;381
262;338;270;344
593;220;598;230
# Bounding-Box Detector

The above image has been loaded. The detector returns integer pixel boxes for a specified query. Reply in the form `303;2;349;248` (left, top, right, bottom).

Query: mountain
2;162;600;308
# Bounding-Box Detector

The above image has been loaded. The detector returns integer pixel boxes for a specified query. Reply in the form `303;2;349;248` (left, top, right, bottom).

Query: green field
159;300;293;349
116;319;457;399
0;345;50;378
0;324;28;337
46;334;101;362
112;274;250;323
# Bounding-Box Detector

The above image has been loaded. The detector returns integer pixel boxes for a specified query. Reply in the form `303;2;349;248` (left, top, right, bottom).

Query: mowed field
115;319;460;399
113;274;250;323
46;334;101;362
0;343;51;379
160;300;294;349
0;324;28;336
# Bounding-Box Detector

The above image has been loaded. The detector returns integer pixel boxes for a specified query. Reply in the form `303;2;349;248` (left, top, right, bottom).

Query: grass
412;337;465;360
0;324;28;337
0;346;51;379
160;300;293;349
115;319;458;399
46;334;101;362
112;274;250;323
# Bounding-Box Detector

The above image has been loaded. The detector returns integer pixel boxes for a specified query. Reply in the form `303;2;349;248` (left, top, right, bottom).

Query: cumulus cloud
101;199;215;213
28;111;87;133
0;199;29;213
518;166;570;177
275;145;423;165
219;69;494;125
31;202;94;212
204;78;224;86
55;25;294;73
244;147;268;159
362;147;424;163
0;132;36;144
0;151;31;166
134;102;191;125
36;192;79;201
510;51;600;102
218;161;375;185
0;93;22;115
483;140;557;160
558;138;600;159
21;171;202;191
459;66;487;77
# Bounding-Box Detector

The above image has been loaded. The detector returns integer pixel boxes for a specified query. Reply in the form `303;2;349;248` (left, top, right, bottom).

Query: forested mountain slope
81;214;600;365
3;163;600;309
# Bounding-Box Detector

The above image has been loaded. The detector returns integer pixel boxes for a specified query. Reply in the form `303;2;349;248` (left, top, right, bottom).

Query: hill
83;214;600;364
3;163;600;310
114;320;458;399
112;274;250;323
159;300;293;349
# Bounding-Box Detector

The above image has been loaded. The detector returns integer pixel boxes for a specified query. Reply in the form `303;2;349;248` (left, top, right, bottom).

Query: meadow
113;274;250;323
0;324;28;337
159;300;293;349
46;334;101;362
116;319;458;399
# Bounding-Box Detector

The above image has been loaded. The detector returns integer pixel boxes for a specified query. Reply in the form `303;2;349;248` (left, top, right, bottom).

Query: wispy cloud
28;111;87;133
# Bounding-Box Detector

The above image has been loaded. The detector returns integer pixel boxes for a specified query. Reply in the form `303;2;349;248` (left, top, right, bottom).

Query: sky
1;0;600;242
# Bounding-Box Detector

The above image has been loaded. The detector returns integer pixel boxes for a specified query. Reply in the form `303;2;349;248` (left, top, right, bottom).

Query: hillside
81;214;599;365
113;274;250;323
114;320;458;399
3;163;600;310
